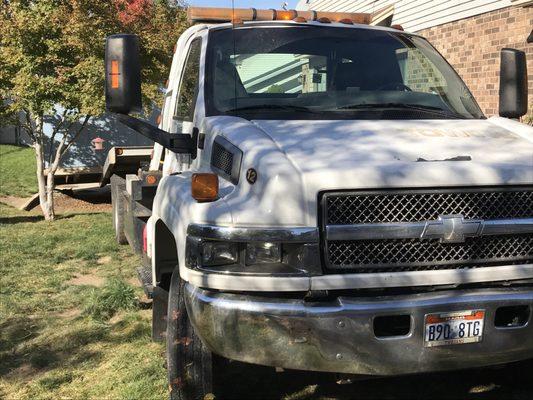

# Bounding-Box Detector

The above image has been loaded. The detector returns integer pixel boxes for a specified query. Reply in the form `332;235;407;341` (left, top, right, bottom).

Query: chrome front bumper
184;284;533;375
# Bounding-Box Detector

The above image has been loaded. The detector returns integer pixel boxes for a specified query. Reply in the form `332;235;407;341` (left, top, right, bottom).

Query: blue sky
189;0;299;8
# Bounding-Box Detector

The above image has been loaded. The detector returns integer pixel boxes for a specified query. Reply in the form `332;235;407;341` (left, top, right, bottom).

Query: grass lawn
0;145;38;197
1;145;533;400
0;204;166;399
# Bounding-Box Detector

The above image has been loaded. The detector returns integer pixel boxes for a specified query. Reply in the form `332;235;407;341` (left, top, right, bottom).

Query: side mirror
105;34;142;114
104;34;195;155
499;48;527;118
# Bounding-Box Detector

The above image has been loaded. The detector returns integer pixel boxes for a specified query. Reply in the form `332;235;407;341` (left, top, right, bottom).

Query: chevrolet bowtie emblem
421;215;483;243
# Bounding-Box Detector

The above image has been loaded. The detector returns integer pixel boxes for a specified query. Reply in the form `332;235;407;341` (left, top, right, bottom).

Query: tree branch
61;114;91;157
22;110;36;143
49;128;69;174
48;109;69;164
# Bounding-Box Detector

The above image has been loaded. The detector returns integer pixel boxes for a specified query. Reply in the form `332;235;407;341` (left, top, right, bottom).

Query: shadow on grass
0;315;104;377
0;212;110;225
0;215;46;224
62;187;111;205
0;146;31;157
0;312;150;380
0;316;42;353
219;358;533;400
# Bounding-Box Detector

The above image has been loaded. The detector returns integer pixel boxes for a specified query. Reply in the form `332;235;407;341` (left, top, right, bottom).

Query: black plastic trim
210;136;243;184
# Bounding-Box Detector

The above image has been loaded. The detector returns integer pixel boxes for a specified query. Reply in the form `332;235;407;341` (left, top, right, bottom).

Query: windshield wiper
335;103;461;117
224;104;317;113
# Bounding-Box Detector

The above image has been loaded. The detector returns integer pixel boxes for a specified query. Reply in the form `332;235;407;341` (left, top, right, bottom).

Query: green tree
0;0;187;220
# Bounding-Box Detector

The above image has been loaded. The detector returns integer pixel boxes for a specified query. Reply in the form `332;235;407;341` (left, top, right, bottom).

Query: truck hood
251;118;533;189
211;116;532;226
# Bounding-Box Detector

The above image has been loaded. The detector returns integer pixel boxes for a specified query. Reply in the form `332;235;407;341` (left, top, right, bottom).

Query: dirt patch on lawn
0;188;111;215
56;308;82;319
53;192;111;214
96;256;112;265
0;195;28;209
68;271;105;288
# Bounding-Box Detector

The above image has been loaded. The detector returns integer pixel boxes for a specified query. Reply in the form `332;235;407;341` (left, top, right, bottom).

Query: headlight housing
186;237;320;276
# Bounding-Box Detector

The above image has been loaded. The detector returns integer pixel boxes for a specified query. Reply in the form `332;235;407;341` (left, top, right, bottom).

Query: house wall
418;5;532;116
297;0;532;32
0;125;29;145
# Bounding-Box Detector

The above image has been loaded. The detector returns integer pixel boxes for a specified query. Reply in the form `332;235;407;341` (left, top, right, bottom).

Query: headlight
200;241;238;266
186;237;320;275
245;242;281;265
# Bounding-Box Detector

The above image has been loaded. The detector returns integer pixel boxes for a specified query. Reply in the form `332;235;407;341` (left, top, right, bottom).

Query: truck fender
150;173;233;288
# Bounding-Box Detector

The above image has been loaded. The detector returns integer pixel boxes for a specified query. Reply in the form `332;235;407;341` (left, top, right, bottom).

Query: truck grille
326;188;533;224
321;187;533;273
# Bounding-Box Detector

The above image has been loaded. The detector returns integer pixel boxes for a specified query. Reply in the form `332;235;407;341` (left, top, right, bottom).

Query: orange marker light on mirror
192;173;219;202
110;60;120;89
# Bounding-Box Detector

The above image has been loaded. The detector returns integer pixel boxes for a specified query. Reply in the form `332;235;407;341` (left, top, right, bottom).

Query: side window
175;39;202;122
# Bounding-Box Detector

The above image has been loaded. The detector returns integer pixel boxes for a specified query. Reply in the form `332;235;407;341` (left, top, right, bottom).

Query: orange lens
192;173;219;202
276;10;294;20
146;175;157;185
111;60;120;89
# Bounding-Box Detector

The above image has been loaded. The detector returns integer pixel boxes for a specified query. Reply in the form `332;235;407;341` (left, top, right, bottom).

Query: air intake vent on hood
211;136;242;184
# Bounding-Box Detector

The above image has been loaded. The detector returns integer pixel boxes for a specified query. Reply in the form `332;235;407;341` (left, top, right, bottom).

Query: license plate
424;310;485;347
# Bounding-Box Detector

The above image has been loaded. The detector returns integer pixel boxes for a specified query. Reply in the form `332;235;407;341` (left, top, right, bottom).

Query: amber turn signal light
145;174;157;185
192;173;219;202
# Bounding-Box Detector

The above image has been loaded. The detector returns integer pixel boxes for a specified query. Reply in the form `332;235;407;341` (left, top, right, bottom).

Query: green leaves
0;0;188;119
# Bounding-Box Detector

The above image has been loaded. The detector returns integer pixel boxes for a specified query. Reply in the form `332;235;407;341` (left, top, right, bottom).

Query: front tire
166;270;214;400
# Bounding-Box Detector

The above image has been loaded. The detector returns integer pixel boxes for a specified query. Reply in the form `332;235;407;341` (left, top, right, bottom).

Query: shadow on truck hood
251;118;533;187
205;116;532;226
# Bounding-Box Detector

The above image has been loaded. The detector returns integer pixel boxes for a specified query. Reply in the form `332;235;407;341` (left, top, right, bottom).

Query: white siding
296;0;532;32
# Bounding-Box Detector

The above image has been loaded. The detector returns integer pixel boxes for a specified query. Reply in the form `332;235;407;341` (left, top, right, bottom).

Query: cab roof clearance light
187;6;393;26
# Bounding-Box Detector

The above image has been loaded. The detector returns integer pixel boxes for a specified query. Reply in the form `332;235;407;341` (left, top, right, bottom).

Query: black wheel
110;175;127;245
167;270;214;400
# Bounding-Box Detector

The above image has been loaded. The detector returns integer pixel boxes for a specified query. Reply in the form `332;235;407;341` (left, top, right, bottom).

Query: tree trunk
31;113;90;221
46;171;56;221
34;130;54;221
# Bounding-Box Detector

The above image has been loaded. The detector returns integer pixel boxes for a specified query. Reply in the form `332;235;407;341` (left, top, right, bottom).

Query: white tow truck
104;7;533;399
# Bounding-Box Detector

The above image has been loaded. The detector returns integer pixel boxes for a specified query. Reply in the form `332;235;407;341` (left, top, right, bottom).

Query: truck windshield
205;26;484;120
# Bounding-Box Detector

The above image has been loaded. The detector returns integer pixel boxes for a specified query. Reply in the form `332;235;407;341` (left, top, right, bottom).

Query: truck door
163;37;202;175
